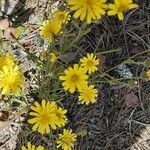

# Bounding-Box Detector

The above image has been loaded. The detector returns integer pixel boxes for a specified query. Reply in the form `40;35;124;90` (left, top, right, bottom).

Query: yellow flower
0;65;24;96
28;100;58;134
80;53;99;74
59;64;88;93
0;52;16;70
107;0;138;20
53;11;70;24
67;0;107;24
39;19;62;42
21;142;44;150
28;100;67;134
54;105;67;127
49;52;59;63
146;70;150;80
78;85;98;105
57;129;77;150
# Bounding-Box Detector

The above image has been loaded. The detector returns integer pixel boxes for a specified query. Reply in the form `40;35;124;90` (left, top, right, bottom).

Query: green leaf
15;25;26;38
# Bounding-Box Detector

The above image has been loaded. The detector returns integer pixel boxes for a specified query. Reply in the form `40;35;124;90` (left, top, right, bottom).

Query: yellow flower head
28;100;67;134
39;19;62;42
59;64;88;93
0;52;16;70
53;11;70;24
57;129;77;150
0;65;24;96
107;0;139;20
53;105;67;127
78;85;98;105
67;0;107;24
80;53;99;74
28;100;58;134
146;70;150;80
49;52;59;63
21;142;44;150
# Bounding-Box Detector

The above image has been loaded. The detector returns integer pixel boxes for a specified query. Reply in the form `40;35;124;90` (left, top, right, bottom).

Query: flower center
84;91;93;99
71;74;79;82
86;0;93;5
40;111;49;122
59;14;65;20
5;75;15;86
61;136;71;145
86;60;94;67
48;28;53;34
118;4;127;12
55;112;62;118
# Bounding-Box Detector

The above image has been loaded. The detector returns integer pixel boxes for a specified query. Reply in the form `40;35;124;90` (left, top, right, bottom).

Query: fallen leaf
4;27;16;40
124;92;139;107
0;110;9;121
0;19;9;30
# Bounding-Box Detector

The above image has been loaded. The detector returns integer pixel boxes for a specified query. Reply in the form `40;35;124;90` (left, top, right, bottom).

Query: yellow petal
118;12;124;20
21;146;27;150
32;122;40;131
1;87;10;95
87;8;92;24
108;10;116;15
36;146;44;150
27;142;32;150
128;4;139;9
28;118;38;124
73;8;83;19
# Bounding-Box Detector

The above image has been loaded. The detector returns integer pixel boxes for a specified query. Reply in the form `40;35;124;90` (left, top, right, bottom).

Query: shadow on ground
1;0;35;23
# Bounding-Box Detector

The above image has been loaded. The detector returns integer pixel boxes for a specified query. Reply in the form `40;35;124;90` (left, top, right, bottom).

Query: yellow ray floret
67;0;107;24
0;52;16;71
146;70;150;80
57;129;77;150
53;11;70;24
80;53;99;74
78;85;98;105
0;65;24;96
28;100;67;134
107;0;138;20
39;19;62;42
53;105;67;127
21;142;44;150
59;64;88;93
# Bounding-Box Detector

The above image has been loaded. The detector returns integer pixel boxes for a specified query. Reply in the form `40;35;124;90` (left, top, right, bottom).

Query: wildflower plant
107;0;139;20
80;53;99;74
57;129;77;150
21;142;44;150
78;85;98;105
0;52;16;70
53;11;71;24
28;100;67;134
0;65;24;96
59;64;88;93
67;0;108;24
1;1;149;150
39;19;62;42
